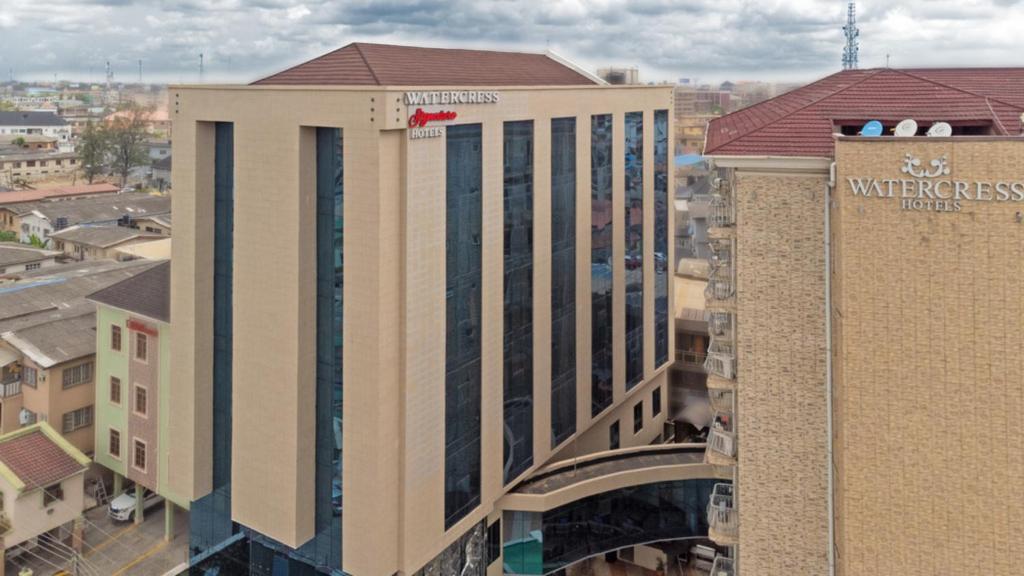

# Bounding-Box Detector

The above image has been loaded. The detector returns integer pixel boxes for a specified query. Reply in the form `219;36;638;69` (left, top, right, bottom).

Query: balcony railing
710;556;735;576
708;311;734;340
0;378;21;398
676;349;707;370
705;266;735;302
708;389;734;413
704;339;735;380
707;412;736;459
709;194;734;229
707;483;737;539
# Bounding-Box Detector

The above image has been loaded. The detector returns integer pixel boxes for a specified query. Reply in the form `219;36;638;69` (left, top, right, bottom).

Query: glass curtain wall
654;110;669;367
550;117;576;448
590;115;614;416
624;112;644;389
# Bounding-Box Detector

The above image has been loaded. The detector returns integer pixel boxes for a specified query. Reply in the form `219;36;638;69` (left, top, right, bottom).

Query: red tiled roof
0;183;120;206
705;68;1024;158
252;42;599;86
0;426;87;491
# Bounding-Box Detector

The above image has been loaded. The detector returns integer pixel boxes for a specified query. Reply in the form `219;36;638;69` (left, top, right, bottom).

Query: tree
107;104;151;187
11;136;25;147
78;120;110;184
28;234;48;248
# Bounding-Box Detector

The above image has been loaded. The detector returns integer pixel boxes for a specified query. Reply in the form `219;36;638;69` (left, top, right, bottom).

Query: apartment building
88;261;187;539
702;67;1024;576
171;42;730;575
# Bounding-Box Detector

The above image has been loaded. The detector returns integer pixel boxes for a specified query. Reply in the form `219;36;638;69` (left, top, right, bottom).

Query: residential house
88;262;185;536
0;422;90;560
0;183;120;236
50;225;164;261
1;192;170;245
0;112;72;153
0;244;61;277
129;214;170;236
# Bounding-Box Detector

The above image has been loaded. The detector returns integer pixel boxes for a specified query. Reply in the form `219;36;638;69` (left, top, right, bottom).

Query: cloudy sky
1;0;1022;85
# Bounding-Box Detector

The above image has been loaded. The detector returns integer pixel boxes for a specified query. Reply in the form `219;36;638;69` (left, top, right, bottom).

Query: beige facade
831;139;1024;576
171;83;676;575
708;138;1024;576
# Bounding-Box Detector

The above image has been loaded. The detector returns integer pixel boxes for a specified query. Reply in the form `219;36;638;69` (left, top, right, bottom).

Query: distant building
151;155;171;191
88;262;186;536
0;422;90;558
597;66;640;84
50;225;165;261
0;111;73;153
0;191;170;245
0;243;61;276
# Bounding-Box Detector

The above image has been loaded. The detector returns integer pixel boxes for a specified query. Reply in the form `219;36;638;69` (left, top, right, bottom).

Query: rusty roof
252;42;599;87
0;423;89;493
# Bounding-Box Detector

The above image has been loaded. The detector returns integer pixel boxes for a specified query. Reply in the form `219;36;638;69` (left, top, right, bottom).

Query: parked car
108;488;164;522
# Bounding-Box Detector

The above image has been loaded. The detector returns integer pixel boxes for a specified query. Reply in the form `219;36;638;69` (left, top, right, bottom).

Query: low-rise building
129;214;170;236
89;262;185;537
0;243;61;277
1;192;170;245
0;422;90;562
50;225;164;261
0;112;73;153
0;150;79;186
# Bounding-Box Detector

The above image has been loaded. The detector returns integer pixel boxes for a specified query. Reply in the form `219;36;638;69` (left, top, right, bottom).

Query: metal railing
676;349;707;370
708;311;734;340
705;266;735;302
707;414;736;459
0;378;21;398
708;389;734;413
704;339;735;380
709;194;734;228
707;483;738;536
710;556;735;576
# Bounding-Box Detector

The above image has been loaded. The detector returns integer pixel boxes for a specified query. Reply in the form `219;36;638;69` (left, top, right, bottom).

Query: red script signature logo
408;108;457;128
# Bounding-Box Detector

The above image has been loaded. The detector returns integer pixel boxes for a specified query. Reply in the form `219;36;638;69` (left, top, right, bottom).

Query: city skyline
2;0;1023;85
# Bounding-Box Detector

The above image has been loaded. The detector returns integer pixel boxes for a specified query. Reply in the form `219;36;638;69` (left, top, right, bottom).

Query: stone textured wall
735;171;830;576
833;140;1024;576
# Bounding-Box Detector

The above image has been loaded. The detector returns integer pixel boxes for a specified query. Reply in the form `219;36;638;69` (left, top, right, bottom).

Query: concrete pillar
71;516;85;552
112;472;124;497
134;486;145;525
164;500;174;542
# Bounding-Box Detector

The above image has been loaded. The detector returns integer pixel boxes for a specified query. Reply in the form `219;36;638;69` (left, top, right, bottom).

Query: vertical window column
624;112;644;389
503;120;534;484
590;115;614;416
654;110;669;367
445;124;483;528
550;118;576;448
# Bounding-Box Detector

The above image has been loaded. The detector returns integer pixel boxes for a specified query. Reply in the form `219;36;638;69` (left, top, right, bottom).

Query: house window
633;401;643;434
134;385;147;416
652;386;662;417
22;366;36;388
133;438;147;472
62;405;94;434
135;332;147;362
111;325;121;351
487;519;501;565
25;262;40;271
62;362;93;389
609;420;620;450
110;377;121;404
42;483;63;507
109;429;121;458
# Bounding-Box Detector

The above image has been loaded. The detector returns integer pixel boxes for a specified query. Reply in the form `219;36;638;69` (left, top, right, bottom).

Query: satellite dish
927;122;952;137
861;120;883;137
894;119;919;137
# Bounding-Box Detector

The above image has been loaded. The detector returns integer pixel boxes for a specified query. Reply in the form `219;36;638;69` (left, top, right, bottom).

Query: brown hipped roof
252;42;599;86
0;423;89;493
705;67;1024;158
88;260;169;323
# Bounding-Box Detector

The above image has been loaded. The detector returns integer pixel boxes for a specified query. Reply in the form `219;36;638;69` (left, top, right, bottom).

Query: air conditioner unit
18;408;34;426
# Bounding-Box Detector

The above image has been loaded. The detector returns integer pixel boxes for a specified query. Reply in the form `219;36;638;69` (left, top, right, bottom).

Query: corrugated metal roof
0;111;68;127
50;225;163;249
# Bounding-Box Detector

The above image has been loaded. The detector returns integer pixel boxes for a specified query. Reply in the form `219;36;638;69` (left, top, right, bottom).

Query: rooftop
252;42;601;87
705;68;1024;158
0;111;68;128
2;309;96;367
0;183;120;206
3;191;170;225
0;243;61;268
0;423;90;493
89;260;169;323
50;224;164;248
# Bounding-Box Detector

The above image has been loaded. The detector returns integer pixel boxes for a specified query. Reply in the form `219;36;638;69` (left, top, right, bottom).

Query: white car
108;488;164;522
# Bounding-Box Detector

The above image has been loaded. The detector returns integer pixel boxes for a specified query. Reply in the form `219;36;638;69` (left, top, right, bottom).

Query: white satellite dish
927;122;952;137
894;119;918;137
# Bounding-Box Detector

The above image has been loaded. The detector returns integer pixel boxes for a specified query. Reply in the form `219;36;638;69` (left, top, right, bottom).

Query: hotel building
702;67;1024;576
171;44;731;575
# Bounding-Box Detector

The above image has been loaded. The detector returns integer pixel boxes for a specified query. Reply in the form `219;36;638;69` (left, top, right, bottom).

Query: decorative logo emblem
901;154;950;178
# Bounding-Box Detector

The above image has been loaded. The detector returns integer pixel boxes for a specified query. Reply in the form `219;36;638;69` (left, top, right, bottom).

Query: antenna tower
843;2;860;70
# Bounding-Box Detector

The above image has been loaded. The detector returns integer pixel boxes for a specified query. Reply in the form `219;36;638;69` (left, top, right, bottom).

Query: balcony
709;194;735;230
703;339;735;380
0;377;21;398
707;311;734;341
708;389;734;414
675;348;707;372
707;483;737;546
710;556;735;576
705;412;736;466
